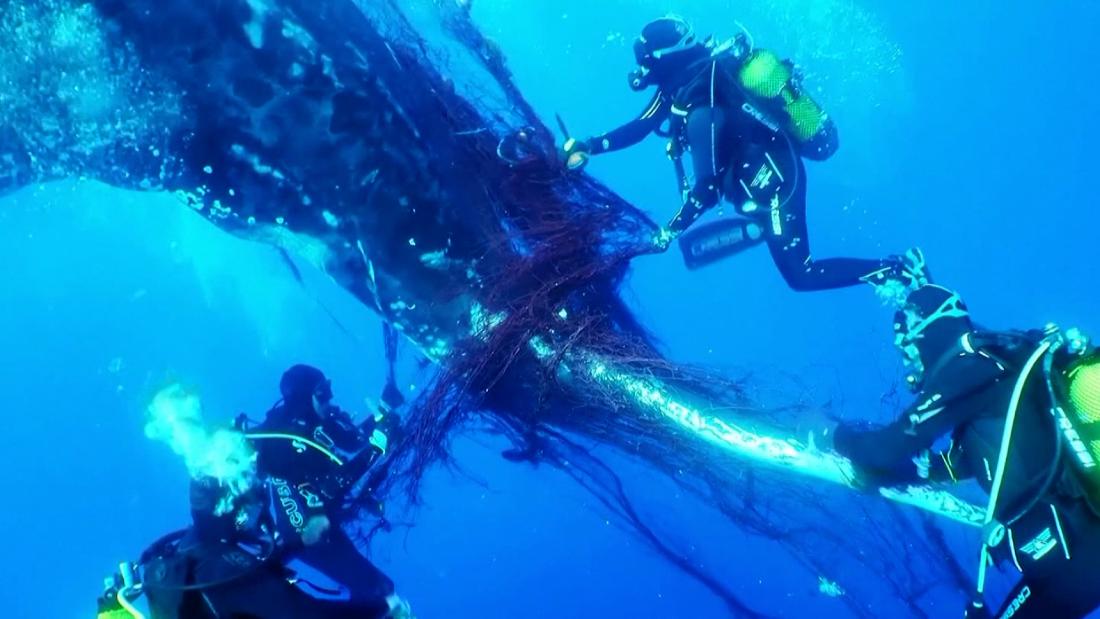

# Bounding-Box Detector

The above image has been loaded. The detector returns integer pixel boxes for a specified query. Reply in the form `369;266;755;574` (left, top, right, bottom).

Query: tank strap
1006;527;1024;572
974;339;1056;602
1050;503;1072;559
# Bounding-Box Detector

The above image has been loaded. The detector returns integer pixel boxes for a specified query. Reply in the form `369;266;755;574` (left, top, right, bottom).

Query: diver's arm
189;477;232;540
835;356;1006;486
189;476;265;542
584;91;670;154
666;106;727;235
268;476;331;549
834;416;943;487
322;409;400;499
323;408;367;450
928;441;974;484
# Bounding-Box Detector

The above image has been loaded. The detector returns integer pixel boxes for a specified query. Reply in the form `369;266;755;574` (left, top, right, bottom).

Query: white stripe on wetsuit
641;94;664;120
910;405;946;425
1007;528;1024;572
1051;504;1071;560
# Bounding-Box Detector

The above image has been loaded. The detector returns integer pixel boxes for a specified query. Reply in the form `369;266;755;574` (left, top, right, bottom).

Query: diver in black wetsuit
562;16;924;292
98;365;411;619
833;285;1100;619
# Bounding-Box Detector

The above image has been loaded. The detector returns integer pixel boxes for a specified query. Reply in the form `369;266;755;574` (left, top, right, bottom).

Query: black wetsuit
142;524;394;619
588;48;892;291
251;400;395;602
162;401;396;619
835;336;1100;619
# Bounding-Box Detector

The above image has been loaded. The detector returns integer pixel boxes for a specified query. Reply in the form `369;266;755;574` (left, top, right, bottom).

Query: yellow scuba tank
736;49;831;145
1061;355;1100;495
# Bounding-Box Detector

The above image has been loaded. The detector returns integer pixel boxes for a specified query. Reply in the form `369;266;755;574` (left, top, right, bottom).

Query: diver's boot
861;247;931;306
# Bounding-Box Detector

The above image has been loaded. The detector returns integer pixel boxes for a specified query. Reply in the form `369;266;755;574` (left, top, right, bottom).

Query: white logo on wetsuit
751;163;774;190
1018;528;1058;561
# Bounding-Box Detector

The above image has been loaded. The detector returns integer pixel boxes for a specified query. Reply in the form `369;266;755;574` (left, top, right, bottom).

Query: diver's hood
918;319;972;368
629;43;711;91
280;363;332;407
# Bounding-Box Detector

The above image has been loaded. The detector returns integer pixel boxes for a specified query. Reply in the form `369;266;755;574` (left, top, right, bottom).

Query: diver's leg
684;106;728;203
664;106;730;238
201;566;393;619
762;173;888;292
293;526;396;605
198;566;341;618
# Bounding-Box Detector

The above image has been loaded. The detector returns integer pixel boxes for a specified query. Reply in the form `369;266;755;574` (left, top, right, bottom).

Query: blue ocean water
1;1;1098;617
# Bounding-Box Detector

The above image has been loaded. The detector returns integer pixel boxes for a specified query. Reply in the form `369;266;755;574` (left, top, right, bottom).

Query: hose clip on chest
983;521;1007;548
99;562;146;619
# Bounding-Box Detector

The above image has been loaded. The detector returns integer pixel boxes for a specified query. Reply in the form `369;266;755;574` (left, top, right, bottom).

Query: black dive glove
561;137;592;170
655;184;721;251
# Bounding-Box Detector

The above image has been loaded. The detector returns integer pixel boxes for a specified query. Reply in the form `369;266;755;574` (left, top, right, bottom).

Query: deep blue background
2;1;1098;617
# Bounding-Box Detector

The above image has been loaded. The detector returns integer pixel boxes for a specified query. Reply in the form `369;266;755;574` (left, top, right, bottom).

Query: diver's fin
678;218;765;270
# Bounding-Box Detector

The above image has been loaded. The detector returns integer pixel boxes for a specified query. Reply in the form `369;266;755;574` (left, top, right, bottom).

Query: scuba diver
243;363;402;519
562;16;925;293
97;365;412;619
833;284;1100;618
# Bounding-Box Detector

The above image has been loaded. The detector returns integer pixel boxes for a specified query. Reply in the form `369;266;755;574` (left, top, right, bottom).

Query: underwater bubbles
0;0;181;190
744;0;909;114
144;383;257;515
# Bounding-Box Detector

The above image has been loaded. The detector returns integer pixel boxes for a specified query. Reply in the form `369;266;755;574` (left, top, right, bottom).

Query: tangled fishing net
0;0;972;616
